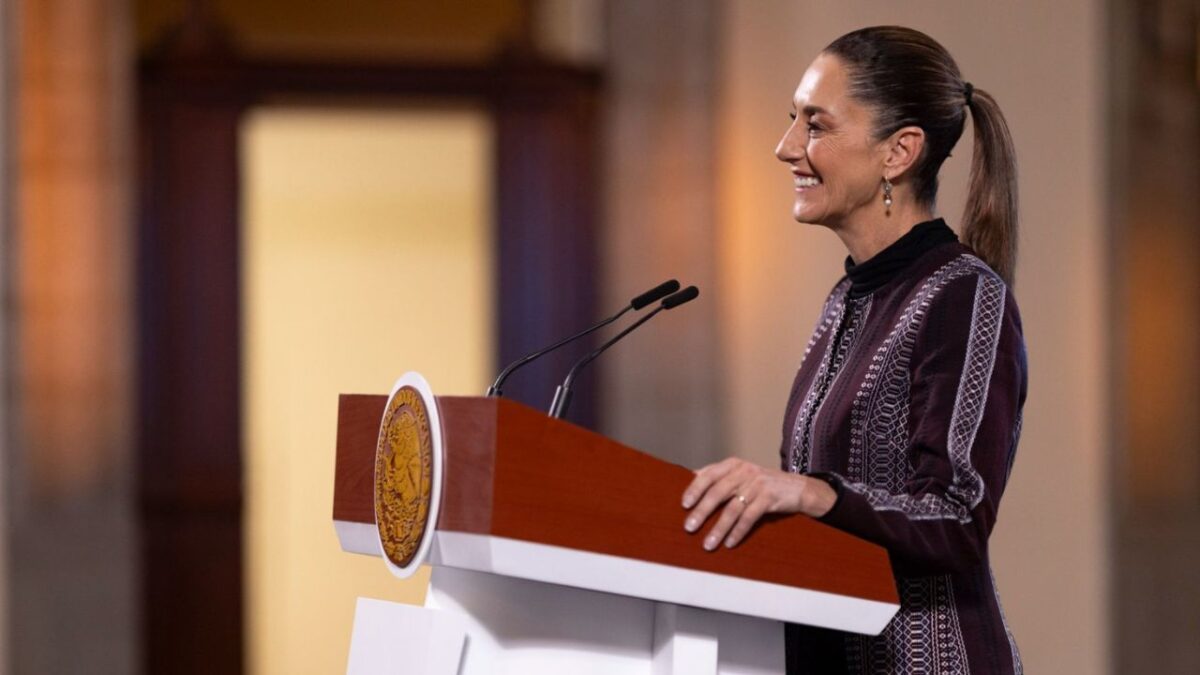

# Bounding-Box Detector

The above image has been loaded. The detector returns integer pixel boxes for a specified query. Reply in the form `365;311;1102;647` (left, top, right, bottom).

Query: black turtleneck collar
845;218;958;299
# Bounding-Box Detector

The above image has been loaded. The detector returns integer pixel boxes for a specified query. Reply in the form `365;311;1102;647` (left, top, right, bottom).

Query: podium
332;378;899;674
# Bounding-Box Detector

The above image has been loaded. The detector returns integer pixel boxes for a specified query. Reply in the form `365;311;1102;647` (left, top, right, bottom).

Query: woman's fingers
681;458;737;509
702;491;751;550
682;460;801;550
723;497;768;548
683;467;744;533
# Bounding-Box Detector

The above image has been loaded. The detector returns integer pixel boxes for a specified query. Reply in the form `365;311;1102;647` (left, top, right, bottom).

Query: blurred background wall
1109;1;1200;672
0;0;1197;673
7;0;138;673
1;1;12;671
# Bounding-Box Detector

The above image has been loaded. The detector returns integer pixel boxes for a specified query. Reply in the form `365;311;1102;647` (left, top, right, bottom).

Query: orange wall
10;0;138;672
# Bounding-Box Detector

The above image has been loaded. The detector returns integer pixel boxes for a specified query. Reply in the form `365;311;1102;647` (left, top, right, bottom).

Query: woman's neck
835;202;935;264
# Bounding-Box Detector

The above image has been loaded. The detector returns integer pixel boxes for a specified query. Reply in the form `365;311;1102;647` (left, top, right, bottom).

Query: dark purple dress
781;219;1026;675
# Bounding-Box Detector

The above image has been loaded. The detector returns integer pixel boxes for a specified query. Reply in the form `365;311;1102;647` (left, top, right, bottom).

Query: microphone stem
551;306;664;418
488;304;632;396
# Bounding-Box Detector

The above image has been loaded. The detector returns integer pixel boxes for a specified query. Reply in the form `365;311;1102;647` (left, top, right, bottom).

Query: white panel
432;531;897;634
334;521;382;557
345;597;466;675
423;566;787;674
652;604;718;675
425;566;656;675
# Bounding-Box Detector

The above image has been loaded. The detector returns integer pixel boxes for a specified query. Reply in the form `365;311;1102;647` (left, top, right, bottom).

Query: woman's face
775;53;889;228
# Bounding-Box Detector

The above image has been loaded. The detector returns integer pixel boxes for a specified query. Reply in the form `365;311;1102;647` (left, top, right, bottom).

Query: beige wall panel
600;0;724;467
242;107;493;675
717;2;1108;673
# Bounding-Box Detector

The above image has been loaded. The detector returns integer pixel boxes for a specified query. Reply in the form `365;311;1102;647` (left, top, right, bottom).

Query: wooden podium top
334;394;897;610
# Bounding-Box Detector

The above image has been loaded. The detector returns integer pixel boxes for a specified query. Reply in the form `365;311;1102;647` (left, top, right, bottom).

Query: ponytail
823;26;1021;286
961;87;1019;286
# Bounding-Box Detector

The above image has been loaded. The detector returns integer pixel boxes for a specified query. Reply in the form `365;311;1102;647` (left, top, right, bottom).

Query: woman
681;26;1027;674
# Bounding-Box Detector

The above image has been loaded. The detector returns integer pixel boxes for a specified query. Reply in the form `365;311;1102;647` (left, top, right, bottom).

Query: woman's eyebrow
802;104;828;117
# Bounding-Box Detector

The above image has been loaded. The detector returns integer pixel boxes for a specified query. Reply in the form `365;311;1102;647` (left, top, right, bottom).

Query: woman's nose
775;126;802;163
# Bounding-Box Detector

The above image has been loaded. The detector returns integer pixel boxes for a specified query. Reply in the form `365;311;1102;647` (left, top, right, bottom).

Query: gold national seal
374;385;434;569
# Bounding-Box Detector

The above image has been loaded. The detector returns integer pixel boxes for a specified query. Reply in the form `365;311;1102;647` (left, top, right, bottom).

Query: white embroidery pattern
846;575;969;674
788;280;851;473
787;251;1026;674
788;305;844;472
826;254;1006;675
842;256;1005;523
802;279;852;364
790;294;872;474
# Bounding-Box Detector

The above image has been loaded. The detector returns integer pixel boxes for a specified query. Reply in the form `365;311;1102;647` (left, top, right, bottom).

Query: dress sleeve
809;270;1027;576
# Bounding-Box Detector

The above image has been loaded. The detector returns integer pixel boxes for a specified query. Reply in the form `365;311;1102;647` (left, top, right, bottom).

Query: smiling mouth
794;175;822;191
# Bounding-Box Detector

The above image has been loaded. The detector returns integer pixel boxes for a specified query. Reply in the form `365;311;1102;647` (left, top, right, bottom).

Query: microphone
486;279;681;397
548;285;699;419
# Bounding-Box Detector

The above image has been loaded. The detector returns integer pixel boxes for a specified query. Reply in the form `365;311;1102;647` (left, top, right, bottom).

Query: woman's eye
789;111;797;121
807;122;821;134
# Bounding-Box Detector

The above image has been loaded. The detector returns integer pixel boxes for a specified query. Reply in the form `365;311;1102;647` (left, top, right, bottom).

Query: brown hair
823;26;1019;285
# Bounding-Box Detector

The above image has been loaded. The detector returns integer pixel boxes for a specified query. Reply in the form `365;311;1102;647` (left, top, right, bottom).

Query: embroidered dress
781;219;1026;675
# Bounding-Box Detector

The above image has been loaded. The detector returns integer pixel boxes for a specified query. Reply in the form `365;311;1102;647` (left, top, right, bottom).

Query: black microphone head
662;285;699;309
630;279;681;310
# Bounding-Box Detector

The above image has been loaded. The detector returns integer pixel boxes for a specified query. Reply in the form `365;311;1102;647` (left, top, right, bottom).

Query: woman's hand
681;458;837;550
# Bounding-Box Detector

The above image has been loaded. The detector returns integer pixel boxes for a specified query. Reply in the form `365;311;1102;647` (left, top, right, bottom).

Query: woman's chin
791;203;823;225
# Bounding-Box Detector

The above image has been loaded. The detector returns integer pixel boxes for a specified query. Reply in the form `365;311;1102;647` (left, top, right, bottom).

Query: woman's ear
882;125;926;180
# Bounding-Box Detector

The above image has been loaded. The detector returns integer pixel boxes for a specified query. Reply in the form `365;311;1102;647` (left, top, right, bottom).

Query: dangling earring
882;176;893;215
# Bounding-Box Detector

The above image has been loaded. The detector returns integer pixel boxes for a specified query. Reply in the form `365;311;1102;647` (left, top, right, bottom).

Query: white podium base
347;566;784;674
346;596;468;675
